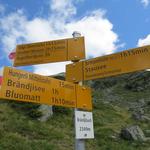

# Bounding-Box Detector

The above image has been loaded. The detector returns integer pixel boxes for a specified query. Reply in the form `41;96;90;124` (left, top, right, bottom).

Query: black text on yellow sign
0;67;92;110
66;45;150;82
14;37;85;67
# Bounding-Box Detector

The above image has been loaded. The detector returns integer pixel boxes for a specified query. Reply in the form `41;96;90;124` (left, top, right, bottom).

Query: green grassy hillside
0;71;150;150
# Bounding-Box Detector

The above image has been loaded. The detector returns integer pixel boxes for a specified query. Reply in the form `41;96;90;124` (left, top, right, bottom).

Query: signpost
71;32;87;150
0;67;92;110
2;31;150;149
14;37;85;66
1;33;95;150
75;110;94;139
66;45;150;82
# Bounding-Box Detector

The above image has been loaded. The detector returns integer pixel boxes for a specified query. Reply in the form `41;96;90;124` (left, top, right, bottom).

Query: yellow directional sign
66;45;150;82
14;37;85;67
0;67;92;110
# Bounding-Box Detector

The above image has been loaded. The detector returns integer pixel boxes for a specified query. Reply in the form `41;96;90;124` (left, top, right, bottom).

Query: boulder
132;111;150;122
38;105;53;122
121;125;146;141
132;112;143;121
142;115;150;122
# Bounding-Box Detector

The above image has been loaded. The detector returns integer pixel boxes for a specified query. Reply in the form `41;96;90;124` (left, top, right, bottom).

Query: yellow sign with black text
66;45;150;82
0;67;92;110
14;37;85;66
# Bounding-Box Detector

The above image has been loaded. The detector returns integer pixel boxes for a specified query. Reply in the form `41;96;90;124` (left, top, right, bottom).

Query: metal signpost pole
72;31;85;150
75;82;85;150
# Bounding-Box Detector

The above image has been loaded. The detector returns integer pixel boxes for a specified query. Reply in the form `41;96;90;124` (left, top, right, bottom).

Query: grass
0;102;73;150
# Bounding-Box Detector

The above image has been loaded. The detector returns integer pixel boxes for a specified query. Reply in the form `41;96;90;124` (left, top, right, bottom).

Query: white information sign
75;110;94;139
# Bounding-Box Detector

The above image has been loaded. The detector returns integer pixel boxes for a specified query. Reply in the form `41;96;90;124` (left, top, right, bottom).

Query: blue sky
0;0;150;75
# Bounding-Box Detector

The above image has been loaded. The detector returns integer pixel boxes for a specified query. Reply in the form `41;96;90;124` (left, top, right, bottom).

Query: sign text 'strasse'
0;67;92;110
66;45;150;82
14;37;85;66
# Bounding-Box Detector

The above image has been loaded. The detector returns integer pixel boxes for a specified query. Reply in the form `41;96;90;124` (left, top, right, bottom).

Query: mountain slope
0;71;150;150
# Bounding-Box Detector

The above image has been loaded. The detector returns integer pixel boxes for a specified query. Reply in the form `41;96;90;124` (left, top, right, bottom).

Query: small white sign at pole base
75;110;94;139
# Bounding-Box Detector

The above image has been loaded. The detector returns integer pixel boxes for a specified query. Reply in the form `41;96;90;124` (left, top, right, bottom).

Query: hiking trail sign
0;67;92;110
66;45;150;82
75;110;94;139
14;37;85;67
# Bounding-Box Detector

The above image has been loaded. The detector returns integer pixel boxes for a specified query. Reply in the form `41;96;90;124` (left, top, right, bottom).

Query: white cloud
0;0;121;75
50;0;76;19
25;18;54;42
34;62;71;75
65;10;118;57
0;10;27;53
137;34;150;46
140;0;150;7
